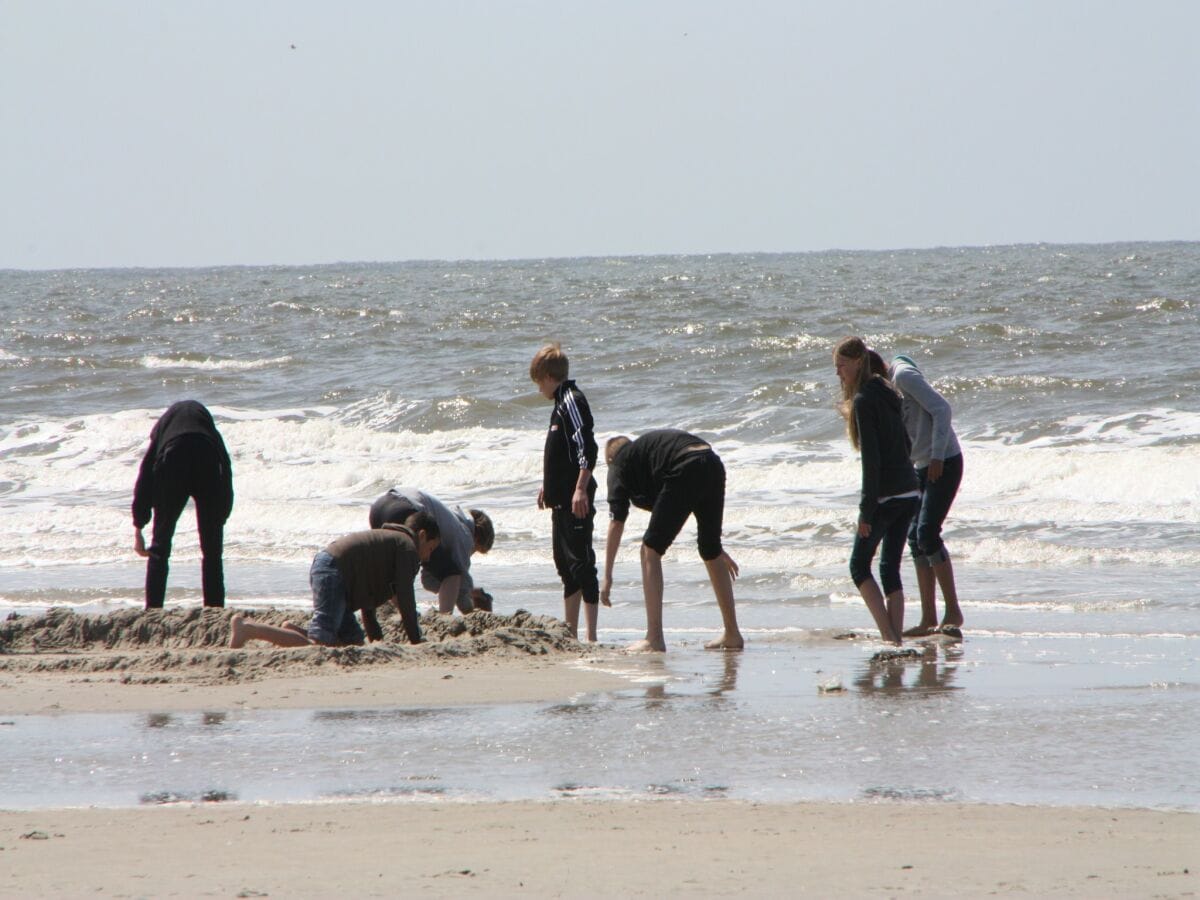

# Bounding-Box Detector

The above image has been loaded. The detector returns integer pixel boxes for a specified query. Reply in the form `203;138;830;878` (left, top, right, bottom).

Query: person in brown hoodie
229;511;439;648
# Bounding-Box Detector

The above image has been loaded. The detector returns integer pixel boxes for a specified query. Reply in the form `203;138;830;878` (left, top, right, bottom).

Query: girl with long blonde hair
833;336;919;644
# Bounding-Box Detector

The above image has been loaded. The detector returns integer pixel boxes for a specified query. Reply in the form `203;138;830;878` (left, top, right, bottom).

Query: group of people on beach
132;337;963;652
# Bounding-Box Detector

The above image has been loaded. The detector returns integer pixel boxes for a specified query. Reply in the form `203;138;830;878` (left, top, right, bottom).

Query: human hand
927;458;944;482
133;528;148;558
536;487;545;510
600;577;612;607
471;587;494;612
571;487;590;519
858;520;871;538
721;551;740;580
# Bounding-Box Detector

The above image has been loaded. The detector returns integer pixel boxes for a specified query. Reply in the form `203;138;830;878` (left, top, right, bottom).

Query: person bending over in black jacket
132;400;233;609
601;429;744;653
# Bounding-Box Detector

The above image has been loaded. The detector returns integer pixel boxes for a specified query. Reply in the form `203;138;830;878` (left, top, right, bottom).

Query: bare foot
903;622;938;638
626;638;667;653
283;622;308;637
704;633;745;650
229;614;247;649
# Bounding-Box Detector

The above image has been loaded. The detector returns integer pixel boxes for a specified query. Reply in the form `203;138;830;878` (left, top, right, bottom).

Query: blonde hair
833;335;891;450
529;343;569;383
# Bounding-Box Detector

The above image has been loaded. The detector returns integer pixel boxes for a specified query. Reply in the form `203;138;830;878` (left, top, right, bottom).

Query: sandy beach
0;606;631;714
3;792;1196;897
2;607;1197;897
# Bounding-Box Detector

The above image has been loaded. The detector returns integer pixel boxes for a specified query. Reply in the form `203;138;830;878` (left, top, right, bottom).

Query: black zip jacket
542;380;597;509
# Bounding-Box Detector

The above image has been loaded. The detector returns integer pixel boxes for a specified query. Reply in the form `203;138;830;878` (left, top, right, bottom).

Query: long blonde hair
834;336;889;450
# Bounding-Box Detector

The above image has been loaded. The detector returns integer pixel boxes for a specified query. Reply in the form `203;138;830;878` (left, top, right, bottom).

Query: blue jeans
307;551;365;645
850;496;919;595
908;453;963;566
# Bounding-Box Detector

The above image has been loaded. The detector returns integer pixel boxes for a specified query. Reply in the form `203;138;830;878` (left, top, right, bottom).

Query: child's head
530;343;569;398
605;435;631;465
833;335;893;450
469;509;495;554
832;336;873;395
404;509;441;561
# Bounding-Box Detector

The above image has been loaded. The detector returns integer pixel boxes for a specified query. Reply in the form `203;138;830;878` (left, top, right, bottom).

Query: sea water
1;243;1198;810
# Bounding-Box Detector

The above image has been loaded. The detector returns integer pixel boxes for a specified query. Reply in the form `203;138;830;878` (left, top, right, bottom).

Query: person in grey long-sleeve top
368;487;495;613
890;354;965;637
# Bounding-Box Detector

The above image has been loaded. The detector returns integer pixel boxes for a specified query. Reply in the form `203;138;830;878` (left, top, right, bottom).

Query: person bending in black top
132;400;233;608
601;429;744;652
834;336;919;645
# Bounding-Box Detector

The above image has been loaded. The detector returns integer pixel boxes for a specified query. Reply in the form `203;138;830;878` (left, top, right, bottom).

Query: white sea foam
140;355;293;371
3;407;1199;582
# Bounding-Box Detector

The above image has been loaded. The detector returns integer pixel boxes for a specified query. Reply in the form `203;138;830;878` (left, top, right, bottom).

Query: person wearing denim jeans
229;515;439;649
890;354;964;637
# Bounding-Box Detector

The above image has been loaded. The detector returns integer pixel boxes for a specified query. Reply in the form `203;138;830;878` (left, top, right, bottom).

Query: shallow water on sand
2;243;1198;810
3;629;1196;811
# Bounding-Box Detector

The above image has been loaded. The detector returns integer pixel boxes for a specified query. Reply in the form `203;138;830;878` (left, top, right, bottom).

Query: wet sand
2;607;1197;897
0;606;629;714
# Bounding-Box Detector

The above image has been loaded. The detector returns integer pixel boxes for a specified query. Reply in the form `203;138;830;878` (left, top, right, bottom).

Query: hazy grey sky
3;1;1198;269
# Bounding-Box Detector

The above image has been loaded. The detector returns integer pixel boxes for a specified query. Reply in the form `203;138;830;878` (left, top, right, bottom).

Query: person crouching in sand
601;429;744;653
369;486;495;614
230;511;439;649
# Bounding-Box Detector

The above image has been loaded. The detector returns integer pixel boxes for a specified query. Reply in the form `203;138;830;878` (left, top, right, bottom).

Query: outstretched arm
600;519;624;606
390;583;423;644
436;575;462;614
360;605;384;642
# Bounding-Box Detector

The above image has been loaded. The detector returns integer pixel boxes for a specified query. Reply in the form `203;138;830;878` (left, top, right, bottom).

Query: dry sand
2;800;1195;898
2;607;1197;897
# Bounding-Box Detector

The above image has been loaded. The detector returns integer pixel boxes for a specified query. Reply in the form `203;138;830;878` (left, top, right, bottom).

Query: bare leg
703;552;744;650
886;588;905;640
933;558;963;627
563;590;582;640
903;563;939;637
583;599;599;643
627;544;667;652
229;613;313;649
856;578;902;645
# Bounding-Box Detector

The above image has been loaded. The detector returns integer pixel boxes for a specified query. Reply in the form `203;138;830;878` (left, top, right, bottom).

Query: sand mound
0;606;583;683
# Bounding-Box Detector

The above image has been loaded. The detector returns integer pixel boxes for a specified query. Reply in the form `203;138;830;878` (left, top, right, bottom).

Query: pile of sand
0;606;583;684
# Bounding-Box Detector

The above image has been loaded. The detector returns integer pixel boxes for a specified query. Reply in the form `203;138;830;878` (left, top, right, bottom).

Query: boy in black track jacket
530;343;606;640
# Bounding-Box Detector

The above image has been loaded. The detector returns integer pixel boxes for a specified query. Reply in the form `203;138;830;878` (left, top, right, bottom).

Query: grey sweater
889;355;961;469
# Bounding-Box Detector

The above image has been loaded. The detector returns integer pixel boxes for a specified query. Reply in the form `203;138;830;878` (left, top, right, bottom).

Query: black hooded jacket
852;377;918;521
132;400;233;528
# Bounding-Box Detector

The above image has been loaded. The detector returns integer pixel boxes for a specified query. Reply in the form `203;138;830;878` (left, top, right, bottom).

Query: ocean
1;242;1197;810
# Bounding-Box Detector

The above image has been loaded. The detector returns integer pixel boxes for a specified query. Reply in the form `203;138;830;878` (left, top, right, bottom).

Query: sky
3;1;1199;269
